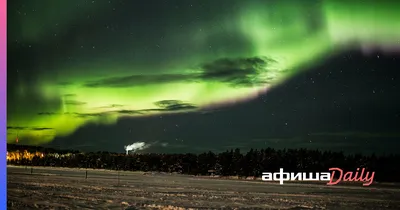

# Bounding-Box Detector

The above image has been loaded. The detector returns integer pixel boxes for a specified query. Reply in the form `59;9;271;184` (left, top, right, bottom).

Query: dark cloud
7;126;28;130
67;110;142;119
37;112;58;116
152;100;198;111
198;56;279;87
68;112;117;119
31;127;55;131
115;110;143;115
63;93;77;97
67;112;104;118
80;56;278;88
7;126;54;131
64;100;87;106
83;74;193;88
98;104;125;109
65;100;198;119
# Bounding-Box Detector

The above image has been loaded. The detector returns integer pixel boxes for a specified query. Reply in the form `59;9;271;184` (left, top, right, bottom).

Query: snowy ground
7;165;400;209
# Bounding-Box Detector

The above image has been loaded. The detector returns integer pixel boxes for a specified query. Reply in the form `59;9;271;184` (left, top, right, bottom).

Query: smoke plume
124;142;149;154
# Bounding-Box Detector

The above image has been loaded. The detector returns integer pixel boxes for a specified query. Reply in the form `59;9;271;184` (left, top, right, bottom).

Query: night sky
7;0;400;154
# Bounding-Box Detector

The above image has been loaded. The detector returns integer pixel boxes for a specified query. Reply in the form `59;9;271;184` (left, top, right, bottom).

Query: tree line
6;144;400;182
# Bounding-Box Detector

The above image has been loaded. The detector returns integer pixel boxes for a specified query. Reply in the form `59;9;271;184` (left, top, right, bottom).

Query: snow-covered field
7;165;400;209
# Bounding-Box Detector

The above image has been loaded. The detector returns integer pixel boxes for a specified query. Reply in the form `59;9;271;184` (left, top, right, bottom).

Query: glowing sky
7;0;400;145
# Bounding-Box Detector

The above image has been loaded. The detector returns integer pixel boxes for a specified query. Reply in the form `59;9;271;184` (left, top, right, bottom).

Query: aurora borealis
7;0;400;153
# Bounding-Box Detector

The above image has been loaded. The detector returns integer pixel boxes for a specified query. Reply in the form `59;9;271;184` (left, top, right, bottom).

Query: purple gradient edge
0;0;6;208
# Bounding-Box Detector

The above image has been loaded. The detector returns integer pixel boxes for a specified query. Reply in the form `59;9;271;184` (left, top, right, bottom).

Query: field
7;166;400;210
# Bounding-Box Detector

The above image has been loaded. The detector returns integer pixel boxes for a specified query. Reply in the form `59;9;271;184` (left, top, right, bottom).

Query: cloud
138;100;198;113
68;112;104;118
31;127;54;131
98;104;125;109
198;56;279;87
69;110;142;119
63;93;77;97
153;100;197;111
38;111;101;117
83;74;193;88
64;100;87;105
114;110;143;115
37;112;58;116
7;126;54;131
80;56;278;88
36;100;198;120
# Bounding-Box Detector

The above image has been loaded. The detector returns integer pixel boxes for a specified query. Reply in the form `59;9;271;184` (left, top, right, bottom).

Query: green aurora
8;0;400;144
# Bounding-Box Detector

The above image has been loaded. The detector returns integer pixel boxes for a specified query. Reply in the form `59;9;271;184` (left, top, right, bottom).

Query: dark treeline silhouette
7;144;400;183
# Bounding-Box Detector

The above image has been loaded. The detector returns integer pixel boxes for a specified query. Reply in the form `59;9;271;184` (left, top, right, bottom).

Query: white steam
124;142;149;155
